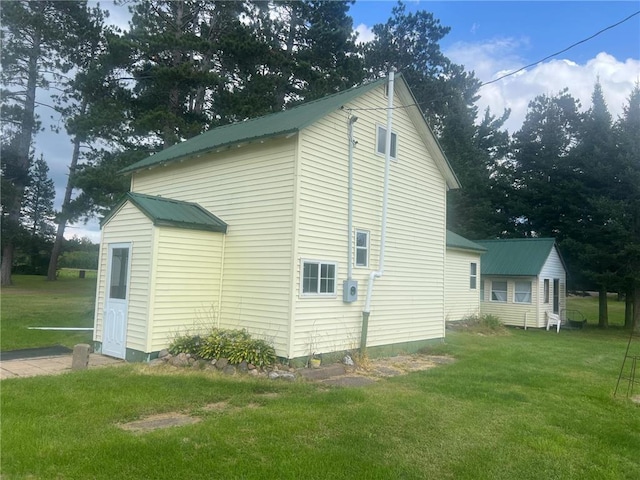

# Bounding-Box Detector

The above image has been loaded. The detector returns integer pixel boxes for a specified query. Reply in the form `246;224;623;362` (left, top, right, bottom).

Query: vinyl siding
445;249;482;321
538;247;567;321
130;139;296;355
148;227;224;352
94;201;153;352
480;276;540;328
292;83;448;358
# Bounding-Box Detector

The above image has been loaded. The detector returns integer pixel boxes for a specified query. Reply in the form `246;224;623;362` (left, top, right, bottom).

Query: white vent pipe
361;68;395;351
347;114;358;280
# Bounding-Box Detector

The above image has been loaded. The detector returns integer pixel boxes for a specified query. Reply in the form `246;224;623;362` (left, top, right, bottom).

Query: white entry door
103;243;131;359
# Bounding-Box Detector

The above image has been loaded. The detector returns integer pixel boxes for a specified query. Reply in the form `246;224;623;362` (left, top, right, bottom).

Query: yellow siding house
94;74;461;362
445;231;486;322
476;238;568;329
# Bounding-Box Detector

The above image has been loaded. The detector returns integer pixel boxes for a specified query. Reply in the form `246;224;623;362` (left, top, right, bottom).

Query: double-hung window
302;260;337;296
491;281;507;302
514;281;532;303
355;230;369;267
470;262;477;289
376;125;397;159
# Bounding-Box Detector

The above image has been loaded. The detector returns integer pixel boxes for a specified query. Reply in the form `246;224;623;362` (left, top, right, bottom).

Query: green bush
479;314;503;330
168;333;202;356
168;328;276;367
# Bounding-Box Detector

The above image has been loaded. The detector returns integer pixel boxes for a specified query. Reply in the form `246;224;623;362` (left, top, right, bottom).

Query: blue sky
349;1;639;132
39;1;640;241
350;1;639;64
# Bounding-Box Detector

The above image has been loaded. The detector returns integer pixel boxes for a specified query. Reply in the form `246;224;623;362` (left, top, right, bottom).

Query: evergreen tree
21;155;56;240
510;89;583;241
47;4;112;280
613;84;640;329
572;81;619;327
364;1;511;239
245;0;364;113
0;0;88;284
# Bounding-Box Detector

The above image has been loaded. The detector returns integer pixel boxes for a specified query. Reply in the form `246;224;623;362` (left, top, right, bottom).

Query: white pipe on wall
363;68;395;317
347;115;358;281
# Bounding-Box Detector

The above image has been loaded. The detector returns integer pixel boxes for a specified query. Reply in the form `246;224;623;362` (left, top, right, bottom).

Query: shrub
168;333;202;356
479;314;503;330
168;328;276;367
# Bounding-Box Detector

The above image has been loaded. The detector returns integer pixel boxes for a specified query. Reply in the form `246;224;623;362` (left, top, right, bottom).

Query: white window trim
491;280;508;303
376;124;397;159
514;280;532;304
355;229;369;268
300;259;338;297
470;262;477;290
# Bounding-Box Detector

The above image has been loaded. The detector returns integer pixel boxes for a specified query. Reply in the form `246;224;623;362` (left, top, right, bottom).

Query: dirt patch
119;412;201;433
359;354;455;378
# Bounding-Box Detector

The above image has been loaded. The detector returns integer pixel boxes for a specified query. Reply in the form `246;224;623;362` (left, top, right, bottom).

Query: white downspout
361;68;395;352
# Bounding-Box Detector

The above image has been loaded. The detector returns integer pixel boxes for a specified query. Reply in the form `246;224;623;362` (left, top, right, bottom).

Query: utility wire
480;10;640;87
346;9;639;113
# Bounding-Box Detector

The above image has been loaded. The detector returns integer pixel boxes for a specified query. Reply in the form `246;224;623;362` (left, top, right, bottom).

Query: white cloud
446;39;640;134
354;23;375;44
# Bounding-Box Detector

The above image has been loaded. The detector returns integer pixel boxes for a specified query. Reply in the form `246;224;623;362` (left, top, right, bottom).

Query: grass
567;294;627;327
2;278;640;479
1;329;638;479
1;272;97;351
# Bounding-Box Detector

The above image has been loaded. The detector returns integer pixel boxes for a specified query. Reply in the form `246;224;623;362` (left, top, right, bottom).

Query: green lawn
2;277;639;479
1;272;97;351
567;294;627;327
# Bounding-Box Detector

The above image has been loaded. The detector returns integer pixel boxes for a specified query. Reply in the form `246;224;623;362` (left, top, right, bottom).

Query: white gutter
361;68;395;351
347;115;358;280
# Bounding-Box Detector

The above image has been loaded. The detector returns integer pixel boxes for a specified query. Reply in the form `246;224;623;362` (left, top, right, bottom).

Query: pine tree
364;1;511;239
614;84;640;329
0;0;89;284
21;155;56;240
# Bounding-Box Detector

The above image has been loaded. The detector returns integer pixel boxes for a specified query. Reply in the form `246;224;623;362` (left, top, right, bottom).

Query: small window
491;281;507;302
544;279;550;304
355;230;369;267
376;125;397;159
470;262;477;289
302;260;336;296
514;281;532;303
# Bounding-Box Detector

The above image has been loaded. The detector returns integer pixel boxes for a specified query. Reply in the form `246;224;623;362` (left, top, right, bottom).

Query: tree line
1;1;638;327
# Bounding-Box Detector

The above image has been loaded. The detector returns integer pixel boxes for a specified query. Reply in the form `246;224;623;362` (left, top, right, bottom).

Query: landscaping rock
215;358;229;370
158;349;170;359
238;361;248;373
169;352;190;367
222;364;236;375
71;344;91;371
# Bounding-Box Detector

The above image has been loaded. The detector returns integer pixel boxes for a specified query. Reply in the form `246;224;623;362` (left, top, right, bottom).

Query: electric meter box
343;279;358;303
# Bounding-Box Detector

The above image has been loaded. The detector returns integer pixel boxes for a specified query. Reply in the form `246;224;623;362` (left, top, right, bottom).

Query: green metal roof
120;77;388;174
475;238;558;276
446;230;486;253
103;193;227;233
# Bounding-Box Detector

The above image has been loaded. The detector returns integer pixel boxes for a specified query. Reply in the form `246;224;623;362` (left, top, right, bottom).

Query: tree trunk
624;285;634;329
1;16;42;286
634;284;640;332
47;101;87;281
598;286;608;328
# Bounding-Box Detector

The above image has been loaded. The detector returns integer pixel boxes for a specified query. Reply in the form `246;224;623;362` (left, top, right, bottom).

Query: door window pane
109;248;129;299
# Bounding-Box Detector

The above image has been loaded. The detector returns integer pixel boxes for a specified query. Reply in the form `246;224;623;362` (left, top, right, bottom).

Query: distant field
567;294;627;327
1;273;97;351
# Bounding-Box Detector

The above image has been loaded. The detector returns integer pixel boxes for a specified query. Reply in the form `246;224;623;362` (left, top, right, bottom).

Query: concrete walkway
0;353;124;380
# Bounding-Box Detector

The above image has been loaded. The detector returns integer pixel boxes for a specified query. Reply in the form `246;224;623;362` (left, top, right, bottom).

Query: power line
480;10;640;87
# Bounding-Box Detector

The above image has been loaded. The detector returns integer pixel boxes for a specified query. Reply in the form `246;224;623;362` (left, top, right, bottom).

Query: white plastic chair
546;311;561;333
